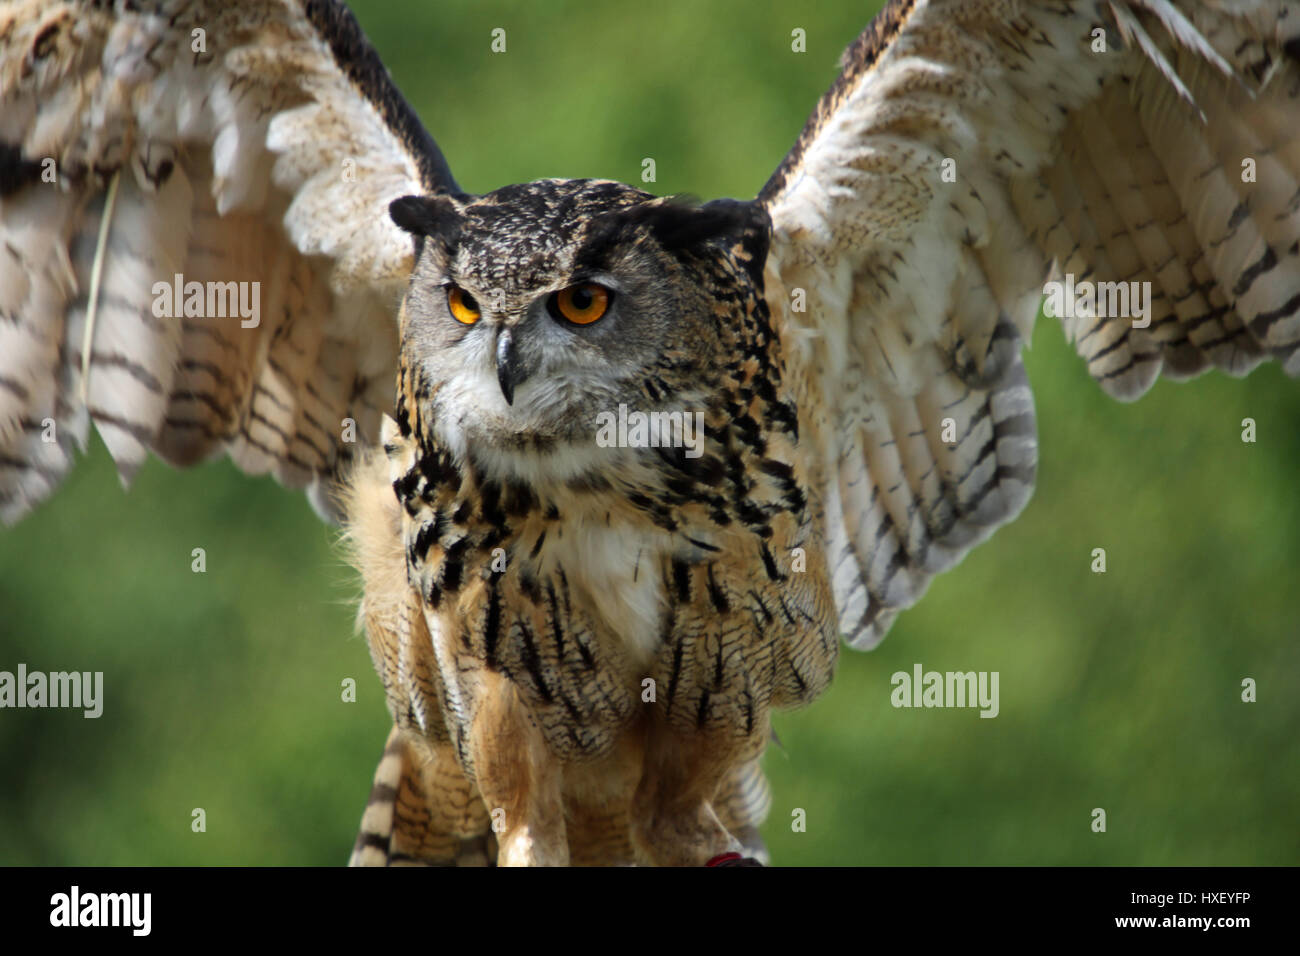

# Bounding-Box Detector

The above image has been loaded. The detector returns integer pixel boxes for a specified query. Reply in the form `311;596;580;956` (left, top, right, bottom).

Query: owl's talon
705;852;763;867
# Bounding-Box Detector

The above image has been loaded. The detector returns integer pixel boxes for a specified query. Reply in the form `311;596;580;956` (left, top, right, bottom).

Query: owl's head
390;179;770;487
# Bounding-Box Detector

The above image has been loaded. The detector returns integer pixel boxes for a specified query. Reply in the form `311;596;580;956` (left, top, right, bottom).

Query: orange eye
551;283;610;325
446;285;481;324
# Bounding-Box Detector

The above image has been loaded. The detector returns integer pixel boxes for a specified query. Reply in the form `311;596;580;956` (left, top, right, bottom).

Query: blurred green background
2;0;1297;866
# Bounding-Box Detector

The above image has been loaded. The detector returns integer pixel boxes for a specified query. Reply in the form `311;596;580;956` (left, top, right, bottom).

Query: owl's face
391;179;769;487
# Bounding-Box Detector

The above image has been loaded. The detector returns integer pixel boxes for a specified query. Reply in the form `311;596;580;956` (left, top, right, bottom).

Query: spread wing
0;0;459;523
761;0;1300;649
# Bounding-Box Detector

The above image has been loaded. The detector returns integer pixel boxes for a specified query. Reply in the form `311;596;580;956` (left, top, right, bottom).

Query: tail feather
349;726;495;867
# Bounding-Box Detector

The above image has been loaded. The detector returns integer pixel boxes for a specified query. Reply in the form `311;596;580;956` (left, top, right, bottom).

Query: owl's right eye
446;285;481;324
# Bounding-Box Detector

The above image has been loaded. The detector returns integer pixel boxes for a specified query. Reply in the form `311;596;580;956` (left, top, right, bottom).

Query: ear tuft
390;194;461;236
576;196;770;275
643;198;767;253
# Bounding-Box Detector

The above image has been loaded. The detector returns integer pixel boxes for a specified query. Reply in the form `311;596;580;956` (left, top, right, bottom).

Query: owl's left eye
446;285;481;324
549;282;611;325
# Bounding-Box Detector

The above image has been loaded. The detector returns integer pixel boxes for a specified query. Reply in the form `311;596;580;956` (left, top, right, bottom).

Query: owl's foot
631;717;769;866
470;671;571;866
705;852;764;867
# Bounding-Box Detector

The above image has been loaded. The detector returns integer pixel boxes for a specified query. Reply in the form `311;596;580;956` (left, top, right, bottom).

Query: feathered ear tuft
641;197;768;254
577;196;770;276
389;194;462;257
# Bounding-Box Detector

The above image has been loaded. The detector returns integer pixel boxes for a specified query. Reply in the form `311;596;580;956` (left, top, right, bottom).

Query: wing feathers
74;174;190;483
763;0;1300;647
0;0;455;524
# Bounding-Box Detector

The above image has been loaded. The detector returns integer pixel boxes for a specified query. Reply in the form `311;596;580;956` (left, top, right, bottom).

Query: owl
2;0;1298;867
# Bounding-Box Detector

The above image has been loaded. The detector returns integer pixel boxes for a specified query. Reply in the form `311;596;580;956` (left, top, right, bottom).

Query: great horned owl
2;0;1298;866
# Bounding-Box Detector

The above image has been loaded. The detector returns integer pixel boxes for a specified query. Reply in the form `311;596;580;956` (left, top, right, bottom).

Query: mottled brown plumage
348;180;834;864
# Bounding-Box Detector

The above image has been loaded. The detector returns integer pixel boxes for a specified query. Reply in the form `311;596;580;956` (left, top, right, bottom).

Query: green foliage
1;0;1296;865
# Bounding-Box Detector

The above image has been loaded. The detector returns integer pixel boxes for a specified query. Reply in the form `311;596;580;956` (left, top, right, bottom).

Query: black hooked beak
495;327;528;406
